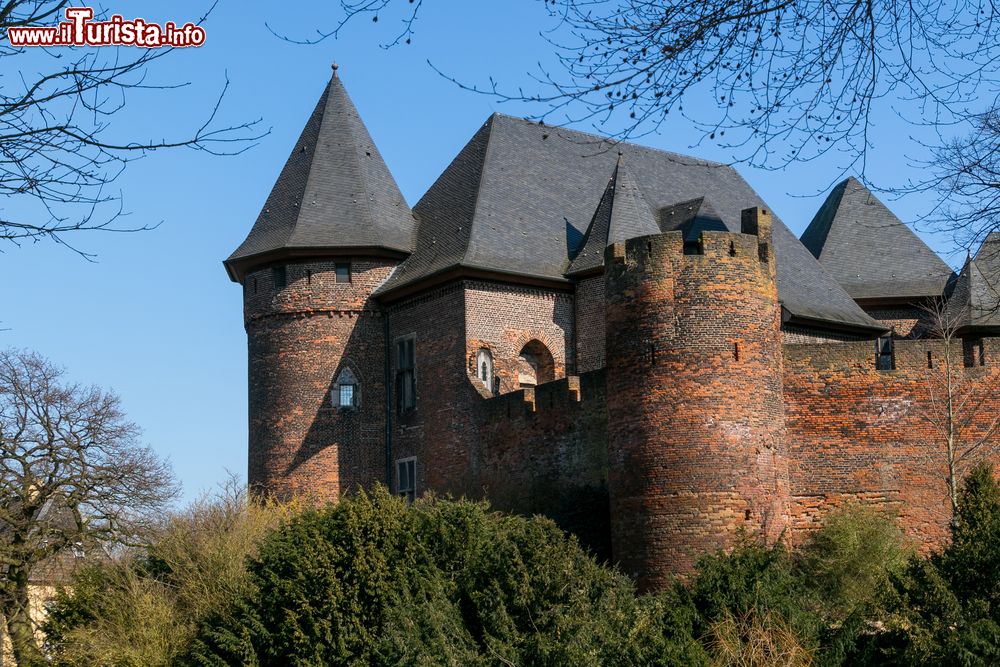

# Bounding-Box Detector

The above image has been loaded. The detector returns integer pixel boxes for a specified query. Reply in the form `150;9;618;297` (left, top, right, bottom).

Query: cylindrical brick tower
225;67;416;501
605;207;789;590
242;260;397;500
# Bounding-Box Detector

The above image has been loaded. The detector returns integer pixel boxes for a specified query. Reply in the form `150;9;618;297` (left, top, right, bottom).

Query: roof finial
331;62;339;76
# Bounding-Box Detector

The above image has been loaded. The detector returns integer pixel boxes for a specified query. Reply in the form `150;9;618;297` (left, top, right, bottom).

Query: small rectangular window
273;266;287;289
396;337;416;413
339;384;355;408
335;262;351;283
396;457;416;503
876;336;895;371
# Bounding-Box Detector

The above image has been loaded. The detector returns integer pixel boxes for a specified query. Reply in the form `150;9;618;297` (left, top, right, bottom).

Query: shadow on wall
287;312;386;496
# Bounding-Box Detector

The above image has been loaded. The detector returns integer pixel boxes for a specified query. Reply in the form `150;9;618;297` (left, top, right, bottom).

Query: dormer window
331;368;359;410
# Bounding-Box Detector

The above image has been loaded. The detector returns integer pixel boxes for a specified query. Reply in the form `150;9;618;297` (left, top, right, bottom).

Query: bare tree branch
0;1;268;256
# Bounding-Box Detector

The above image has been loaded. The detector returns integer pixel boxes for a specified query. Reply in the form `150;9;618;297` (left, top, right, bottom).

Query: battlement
785;337;1000;373
479;371;603;424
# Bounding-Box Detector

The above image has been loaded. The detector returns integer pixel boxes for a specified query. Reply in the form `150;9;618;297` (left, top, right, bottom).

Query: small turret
604;207;789;590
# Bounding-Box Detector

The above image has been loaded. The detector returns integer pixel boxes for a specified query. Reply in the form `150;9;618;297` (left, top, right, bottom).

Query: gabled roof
944;233;1000;331
225;69;416;282
800;177;954;301
376;113;882;333
566;155;660;276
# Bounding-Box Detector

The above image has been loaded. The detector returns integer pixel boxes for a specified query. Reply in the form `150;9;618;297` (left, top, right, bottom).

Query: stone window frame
396;456;417;503
331;366;360;411
395;334;417;414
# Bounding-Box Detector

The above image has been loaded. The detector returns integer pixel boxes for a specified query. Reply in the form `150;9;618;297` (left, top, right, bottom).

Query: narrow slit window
734;342;740;361
927;351;934;369
335;262;351;283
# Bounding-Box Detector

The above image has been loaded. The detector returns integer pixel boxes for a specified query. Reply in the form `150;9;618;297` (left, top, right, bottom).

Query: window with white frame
476;348;494;392
331;367;359;410
396;457;416;503
395;336;416;413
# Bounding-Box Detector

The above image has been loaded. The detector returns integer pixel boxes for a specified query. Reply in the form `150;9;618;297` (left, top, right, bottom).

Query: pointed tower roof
943;233;1000;332
225;66;416;282
566;155;661;276
800;177;954;301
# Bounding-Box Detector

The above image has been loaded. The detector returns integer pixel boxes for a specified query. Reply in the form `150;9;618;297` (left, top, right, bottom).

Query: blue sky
0;1;966;501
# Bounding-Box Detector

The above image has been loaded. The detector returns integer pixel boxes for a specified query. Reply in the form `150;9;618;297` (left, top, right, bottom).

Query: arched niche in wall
517;340;555;388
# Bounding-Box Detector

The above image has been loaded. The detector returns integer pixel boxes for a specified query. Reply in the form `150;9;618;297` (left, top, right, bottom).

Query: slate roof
800;177;955;301
377;113;882;332
224;70;416;281
943;233;1000;331
566;155;660;276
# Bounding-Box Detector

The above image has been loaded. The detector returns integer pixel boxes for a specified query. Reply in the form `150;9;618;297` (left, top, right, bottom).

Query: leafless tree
0;348;178;665
316;0;1000;172
920;298;1000;521
1;1;264;257
917;109;1000;250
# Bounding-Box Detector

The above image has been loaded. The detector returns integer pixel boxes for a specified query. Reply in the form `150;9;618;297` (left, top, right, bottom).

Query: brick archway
517;339;555;387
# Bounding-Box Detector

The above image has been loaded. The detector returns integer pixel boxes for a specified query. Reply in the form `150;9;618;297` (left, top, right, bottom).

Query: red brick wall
474;371;611;557
244;259;395;501
464;281;573;393
575;276;606;373
605;216;789;590
387;283;480;497
783;337;1000;549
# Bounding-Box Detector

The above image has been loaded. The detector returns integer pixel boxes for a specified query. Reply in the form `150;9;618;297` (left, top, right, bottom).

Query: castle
225;68;1000;591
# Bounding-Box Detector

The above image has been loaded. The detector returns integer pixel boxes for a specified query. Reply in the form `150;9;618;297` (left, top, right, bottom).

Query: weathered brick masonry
228;70;1000;589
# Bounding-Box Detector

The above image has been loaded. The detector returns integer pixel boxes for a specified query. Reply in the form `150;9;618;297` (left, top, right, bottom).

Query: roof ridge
460;114;500;268
488;112;728;169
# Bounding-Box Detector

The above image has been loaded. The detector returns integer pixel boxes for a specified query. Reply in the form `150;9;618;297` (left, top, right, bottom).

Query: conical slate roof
944;233;1000;331
567;156;660;276
800;177;954;300
377;113;882;333
224;68;416;281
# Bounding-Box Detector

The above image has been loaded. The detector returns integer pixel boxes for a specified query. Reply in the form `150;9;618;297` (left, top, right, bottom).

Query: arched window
517;340;555;388
476;348;493;392
331;367;359;410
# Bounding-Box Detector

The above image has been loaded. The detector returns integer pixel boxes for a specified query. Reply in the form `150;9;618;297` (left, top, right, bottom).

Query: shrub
185;488;707;666
44;481;297;667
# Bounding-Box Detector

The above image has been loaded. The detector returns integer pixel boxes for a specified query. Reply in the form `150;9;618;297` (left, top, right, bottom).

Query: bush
855;464;1000;666
44;482;298;667
185;487;707;666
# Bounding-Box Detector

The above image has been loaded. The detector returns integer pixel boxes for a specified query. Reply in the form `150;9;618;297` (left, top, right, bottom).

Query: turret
604;207;789;590
224;65;416;500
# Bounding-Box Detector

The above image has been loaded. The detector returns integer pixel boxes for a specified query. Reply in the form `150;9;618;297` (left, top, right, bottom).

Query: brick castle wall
784;337;1000;549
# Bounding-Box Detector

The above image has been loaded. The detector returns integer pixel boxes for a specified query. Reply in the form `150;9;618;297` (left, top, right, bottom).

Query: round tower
225;68;415;501
604;207;789;590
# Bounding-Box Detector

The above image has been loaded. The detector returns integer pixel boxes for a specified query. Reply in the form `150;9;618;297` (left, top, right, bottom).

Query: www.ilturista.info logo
8;8;206;48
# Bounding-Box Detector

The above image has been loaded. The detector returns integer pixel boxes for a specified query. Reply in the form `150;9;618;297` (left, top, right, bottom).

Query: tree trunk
2;567;45;667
